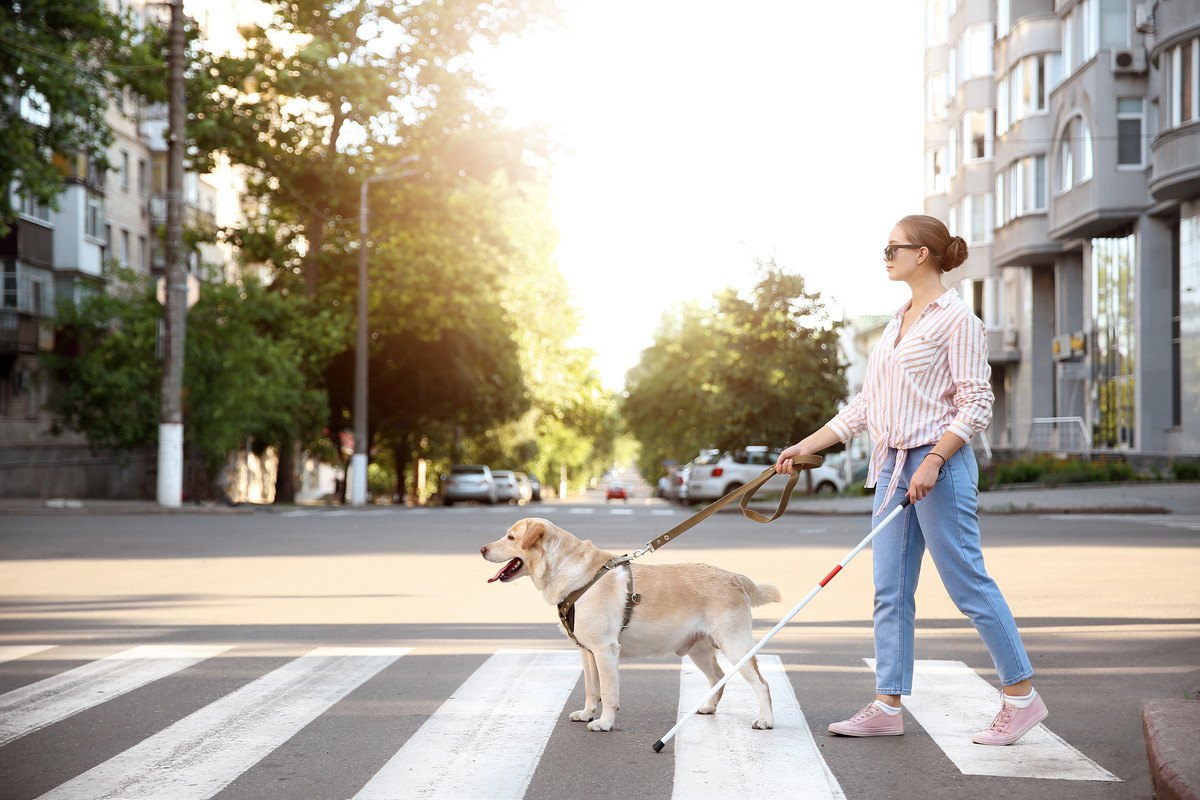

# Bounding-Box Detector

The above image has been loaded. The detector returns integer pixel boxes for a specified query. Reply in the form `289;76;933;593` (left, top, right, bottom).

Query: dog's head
480;517;554;584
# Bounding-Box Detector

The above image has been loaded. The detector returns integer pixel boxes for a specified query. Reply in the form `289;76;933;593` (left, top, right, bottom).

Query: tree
44;268;338;495
0;0;163;233
623;261;847;482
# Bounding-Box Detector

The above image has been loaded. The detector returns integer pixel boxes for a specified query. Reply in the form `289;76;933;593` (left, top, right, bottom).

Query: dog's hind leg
569;649;601;722
714;621;774;730
685;638;726;715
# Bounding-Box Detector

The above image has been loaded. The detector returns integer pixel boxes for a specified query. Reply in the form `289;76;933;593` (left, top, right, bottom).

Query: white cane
652;496;912;753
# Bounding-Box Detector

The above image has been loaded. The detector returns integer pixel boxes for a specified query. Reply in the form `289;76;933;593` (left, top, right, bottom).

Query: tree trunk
273;441;297;504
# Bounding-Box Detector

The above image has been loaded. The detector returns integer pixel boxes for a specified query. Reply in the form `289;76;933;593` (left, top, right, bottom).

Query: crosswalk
0;644;1121;799
1040;513;1200;531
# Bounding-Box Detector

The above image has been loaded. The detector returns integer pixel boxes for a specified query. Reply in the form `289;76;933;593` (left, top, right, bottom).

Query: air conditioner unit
1112;48;1147;75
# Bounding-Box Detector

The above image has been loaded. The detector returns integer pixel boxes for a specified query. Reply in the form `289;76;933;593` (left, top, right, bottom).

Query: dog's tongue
487;558;522;583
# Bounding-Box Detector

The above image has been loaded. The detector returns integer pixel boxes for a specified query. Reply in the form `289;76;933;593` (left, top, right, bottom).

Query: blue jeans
870;443;1033;695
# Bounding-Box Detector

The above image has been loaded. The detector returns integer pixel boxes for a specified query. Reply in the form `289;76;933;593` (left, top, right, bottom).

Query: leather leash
556;456;824;648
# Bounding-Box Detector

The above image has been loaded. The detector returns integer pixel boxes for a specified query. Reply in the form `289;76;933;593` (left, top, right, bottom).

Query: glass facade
1090;232;1137;448
1181;202;1200;450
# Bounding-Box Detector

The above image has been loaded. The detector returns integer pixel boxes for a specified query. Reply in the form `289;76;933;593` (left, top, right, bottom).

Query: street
0;499;1197;799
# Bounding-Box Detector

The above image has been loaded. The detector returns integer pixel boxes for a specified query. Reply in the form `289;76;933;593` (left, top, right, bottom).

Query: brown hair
896;214;968;273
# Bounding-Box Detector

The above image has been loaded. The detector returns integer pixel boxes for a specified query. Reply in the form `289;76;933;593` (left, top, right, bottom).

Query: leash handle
640;456;823;554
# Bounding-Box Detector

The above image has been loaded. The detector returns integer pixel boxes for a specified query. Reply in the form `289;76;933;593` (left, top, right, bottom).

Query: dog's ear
518;518;548;549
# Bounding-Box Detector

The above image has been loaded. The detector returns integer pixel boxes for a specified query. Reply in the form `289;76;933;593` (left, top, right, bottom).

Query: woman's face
884;224;931;283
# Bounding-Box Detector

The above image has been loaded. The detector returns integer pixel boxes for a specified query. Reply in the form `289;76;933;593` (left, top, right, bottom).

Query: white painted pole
653;498;910;752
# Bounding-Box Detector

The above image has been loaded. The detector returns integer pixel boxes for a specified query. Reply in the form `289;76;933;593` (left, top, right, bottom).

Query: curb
1143;699;1200;800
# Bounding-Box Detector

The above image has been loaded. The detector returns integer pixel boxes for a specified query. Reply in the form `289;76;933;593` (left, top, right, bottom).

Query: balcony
0;310;40;356
1149;122;1200;202
0;219;54;268
993;213;1060;267
987;327;1020;364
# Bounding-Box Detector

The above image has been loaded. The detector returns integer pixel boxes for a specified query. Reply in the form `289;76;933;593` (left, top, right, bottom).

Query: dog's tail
740;576;782;606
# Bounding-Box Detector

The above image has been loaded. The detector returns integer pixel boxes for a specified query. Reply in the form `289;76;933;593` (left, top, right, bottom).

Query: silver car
491;470;522;504
442;465;497;506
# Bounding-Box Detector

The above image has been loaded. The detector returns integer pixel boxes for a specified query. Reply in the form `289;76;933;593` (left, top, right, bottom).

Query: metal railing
1026;416;1092;456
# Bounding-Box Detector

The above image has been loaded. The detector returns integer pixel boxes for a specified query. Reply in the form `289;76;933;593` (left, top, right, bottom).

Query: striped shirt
825;288;993;513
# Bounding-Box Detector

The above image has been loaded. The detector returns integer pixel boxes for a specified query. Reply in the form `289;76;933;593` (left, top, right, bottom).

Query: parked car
655;475;668;498
606;483;630;501
492;470;521;503
687;446;846;502
665;463;692;504
525;472;542;501
513;472;534;504
442;465;497;505
822;451;869;484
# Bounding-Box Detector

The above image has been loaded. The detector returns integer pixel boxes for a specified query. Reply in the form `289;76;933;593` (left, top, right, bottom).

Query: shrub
1170;462;1200;481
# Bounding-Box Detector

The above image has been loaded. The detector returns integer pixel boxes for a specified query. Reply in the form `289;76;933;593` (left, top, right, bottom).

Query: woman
774;215;1045;746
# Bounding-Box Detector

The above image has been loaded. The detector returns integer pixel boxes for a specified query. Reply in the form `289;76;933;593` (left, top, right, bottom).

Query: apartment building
1;0;242;495
924;0;1200;458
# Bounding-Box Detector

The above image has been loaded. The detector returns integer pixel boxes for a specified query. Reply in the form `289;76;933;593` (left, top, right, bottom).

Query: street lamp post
350;156;419;506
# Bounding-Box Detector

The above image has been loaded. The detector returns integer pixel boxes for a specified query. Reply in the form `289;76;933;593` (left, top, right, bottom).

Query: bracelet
926;452;946;466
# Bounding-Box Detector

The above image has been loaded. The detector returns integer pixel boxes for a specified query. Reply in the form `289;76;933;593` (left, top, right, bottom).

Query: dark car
525;472;542;501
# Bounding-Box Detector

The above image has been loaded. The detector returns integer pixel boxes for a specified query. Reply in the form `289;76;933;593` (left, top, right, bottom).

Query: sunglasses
884;244;924;260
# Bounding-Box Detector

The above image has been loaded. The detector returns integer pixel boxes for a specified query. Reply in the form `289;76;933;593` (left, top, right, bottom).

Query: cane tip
652;740;665;753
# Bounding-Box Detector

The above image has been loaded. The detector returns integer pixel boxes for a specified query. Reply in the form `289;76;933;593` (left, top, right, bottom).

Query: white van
686;446;845;502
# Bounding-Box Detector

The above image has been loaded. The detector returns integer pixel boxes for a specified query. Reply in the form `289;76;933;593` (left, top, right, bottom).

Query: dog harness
552;458;822;651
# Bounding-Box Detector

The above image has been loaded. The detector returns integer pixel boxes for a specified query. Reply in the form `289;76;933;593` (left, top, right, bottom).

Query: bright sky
476;1;926;390
190;0;926;392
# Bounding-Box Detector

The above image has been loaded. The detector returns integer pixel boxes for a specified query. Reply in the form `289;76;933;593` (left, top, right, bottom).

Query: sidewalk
3;481;1197;515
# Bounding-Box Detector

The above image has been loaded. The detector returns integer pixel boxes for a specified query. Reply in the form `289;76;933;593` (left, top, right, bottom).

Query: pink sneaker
971;693;1048;745
828;703;904;736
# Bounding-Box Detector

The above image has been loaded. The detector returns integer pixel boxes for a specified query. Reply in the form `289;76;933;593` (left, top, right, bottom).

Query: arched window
1056;115;1094;192
1058;136;1074;192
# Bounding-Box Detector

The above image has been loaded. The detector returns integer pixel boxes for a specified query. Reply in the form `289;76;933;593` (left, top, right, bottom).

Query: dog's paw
587;718;614;732
751;718;774;730
569;709;596;722
696;704;718;715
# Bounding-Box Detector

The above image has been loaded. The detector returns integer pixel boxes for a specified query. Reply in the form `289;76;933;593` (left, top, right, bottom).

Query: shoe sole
828;728;904;737
971;707;1049;746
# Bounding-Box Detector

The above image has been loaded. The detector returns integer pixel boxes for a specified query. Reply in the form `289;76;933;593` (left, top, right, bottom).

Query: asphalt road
0;499;1197;799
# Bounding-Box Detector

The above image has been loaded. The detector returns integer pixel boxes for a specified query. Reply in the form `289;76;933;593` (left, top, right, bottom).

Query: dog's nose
480;546;487;556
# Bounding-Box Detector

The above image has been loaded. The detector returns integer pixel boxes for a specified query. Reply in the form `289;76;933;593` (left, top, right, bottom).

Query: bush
1170;462;1200;481
990;455;1135;486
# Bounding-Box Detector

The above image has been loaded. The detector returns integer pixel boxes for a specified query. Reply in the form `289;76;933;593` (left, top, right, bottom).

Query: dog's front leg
587;643;620;732
569;649;600;722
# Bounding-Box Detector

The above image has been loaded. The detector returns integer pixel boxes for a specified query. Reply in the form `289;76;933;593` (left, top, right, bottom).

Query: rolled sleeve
826;389;869;442
946;315;994;443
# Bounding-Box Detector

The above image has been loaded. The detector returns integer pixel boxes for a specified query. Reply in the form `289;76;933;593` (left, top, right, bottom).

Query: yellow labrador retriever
480;517;780;732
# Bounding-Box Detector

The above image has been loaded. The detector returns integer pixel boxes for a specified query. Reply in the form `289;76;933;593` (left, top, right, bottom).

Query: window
1007;155;1047;219
1099;0;1129;49
15;193;50;223
926;147;948;195
120;150;130;191
1057;116;1092;191
1091;231;1138;448
1063;12;1074;73
121;230;131;267
997;0;1010;34
960;23;995;81
948;45;958;89
949;119;960;171
1171;38;1199;127
995;172;1006;227
139;235;147;271
138;159;148;196
948;201;960;238
927;71;948;120
963;193;993;244
926;0;947;45
85;193;103;240
1117;97;1143;166
962;109;993;161
997;76;1010;134
1082;0;1098;61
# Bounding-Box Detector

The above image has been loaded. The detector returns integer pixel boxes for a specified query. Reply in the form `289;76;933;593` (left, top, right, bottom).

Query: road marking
610;508;634;515
568;508;594;515
0;645;229;748
0;645;55;665
353;649;580;800
866;659;1120;781
36;647;410;800
652;509;677;516
673;654;845;799
1039;514;1200;530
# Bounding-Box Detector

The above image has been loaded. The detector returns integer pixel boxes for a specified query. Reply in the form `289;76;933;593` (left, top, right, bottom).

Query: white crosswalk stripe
35;646;410;800
674;655;845;799
1040;513;1200;531
0;644;230;747
0;645;55;665
866;658;1120;781
352;649;580;800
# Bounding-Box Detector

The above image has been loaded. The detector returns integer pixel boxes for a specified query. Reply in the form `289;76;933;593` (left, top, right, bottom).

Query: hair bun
944;236;969;271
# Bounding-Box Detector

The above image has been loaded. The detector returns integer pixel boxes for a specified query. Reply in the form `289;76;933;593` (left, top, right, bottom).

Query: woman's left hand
907;457;941;503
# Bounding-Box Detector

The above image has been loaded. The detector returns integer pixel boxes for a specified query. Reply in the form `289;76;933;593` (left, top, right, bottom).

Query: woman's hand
775;441;814;474
907;456;941;503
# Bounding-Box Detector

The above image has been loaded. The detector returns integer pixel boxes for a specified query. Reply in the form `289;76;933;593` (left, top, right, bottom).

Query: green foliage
991;455;1137;486
623;260;846;482
1169;461;1200;481
0;0;167;233
44;268;337;475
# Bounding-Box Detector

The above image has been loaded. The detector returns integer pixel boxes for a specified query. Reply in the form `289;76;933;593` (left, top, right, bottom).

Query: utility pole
157;0;186;507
